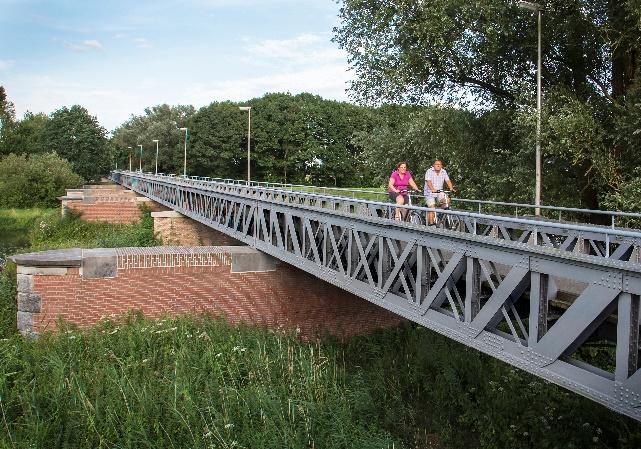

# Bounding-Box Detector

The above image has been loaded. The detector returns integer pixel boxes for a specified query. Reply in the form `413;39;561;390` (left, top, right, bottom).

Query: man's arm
426;180;436;193
446;179;455;192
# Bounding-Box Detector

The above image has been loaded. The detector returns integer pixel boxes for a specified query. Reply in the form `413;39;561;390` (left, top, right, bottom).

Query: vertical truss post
323;223;328;268
465;257;481;322
348;228;359;278
616;293;640;381
528;272;549;346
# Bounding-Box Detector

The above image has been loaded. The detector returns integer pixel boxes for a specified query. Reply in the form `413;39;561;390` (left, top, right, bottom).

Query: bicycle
428;190;460;231
386;190;424;225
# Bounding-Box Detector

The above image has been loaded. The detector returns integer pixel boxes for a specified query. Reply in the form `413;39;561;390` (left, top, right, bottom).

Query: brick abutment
59;183;167;224
11;246;404;339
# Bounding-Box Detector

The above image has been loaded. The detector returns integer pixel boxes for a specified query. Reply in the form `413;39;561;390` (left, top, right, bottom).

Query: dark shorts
389;191;409;203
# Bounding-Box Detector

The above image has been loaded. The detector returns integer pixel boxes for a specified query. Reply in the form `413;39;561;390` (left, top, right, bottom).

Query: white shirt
424;167;450;197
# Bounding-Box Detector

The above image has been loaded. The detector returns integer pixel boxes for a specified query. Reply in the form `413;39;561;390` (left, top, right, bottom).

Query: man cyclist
388;161;421;221
424;159;456;225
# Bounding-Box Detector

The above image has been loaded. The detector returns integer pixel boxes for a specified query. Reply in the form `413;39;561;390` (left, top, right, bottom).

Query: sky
0;0;352;131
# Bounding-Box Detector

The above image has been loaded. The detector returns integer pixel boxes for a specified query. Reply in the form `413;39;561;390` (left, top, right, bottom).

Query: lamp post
138;144;143;172
518;0;543;215
179;127;188;177
152;139;159;175
239;106;251;183
128;146;132;171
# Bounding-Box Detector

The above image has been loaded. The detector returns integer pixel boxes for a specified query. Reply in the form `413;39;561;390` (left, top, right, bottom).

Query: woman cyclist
388;161;421;221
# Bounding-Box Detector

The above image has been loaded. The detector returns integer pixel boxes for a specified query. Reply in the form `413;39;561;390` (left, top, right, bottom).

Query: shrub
28;208;157;251
0;153;83;208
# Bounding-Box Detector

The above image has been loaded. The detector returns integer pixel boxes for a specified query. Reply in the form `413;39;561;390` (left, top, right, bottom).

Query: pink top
389;170;413;192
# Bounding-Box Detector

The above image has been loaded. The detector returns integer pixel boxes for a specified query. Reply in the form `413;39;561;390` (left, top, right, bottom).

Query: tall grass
28;207;157;251
0;316;400;448
0;318;639;448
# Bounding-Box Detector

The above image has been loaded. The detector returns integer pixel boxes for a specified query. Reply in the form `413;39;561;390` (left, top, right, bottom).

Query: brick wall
13;247;404;339
60;184;167;224
152;211;244;246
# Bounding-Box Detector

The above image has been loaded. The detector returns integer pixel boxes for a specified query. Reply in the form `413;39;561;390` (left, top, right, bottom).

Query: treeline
2;84;641;211
110;94;374;187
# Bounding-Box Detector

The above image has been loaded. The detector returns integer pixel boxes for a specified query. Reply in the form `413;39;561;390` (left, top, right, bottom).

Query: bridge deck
111;170;641;422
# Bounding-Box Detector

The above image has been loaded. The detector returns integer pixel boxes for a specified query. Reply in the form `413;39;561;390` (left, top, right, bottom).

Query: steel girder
111;171;641;421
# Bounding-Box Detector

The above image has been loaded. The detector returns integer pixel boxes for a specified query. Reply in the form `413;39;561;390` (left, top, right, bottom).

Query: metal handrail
120;170;641;243
165;173;641;222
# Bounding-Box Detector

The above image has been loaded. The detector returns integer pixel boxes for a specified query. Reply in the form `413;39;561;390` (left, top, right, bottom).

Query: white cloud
183;63;350;105
245;33;345;66
83;40;104;51
0;59;15;71
63;39;104;52
133;38;153;49
5;75;150;131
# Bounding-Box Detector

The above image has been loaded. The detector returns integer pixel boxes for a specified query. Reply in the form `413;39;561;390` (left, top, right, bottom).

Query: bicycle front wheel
408;211;424;226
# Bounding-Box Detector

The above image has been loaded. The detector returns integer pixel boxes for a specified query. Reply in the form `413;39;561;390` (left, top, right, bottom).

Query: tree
111;104;195;174
0;153;83;208
0;86;16;154
117;94;374;187
42;106;109;181
1;112;49;155
334;0;641;209
187;101;245;178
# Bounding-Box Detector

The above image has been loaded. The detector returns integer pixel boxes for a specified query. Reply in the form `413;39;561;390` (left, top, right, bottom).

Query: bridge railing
114;170;641;263
147;171;641;229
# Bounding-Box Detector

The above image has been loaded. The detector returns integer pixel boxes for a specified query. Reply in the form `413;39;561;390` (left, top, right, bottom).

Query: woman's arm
409;178;420;192
388;177;398;192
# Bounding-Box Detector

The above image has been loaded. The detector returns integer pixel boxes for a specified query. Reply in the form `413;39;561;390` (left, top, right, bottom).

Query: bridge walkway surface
110;170;641;421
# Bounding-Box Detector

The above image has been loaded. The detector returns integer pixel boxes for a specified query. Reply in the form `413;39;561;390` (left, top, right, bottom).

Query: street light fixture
152;139;159;175
518;0;543;215
128;146;133;171
179;127;188;177
239;106;252;183
138;144;143;172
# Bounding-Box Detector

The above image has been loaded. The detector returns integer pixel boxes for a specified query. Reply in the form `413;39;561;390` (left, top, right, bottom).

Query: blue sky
0;0;351;130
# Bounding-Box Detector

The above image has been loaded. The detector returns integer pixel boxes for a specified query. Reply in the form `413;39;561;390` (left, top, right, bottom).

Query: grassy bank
0;317;639;448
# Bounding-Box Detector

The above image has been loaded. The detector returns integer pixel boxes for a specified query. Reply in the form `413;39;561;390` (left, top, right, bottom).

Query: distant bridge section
110;170;641;422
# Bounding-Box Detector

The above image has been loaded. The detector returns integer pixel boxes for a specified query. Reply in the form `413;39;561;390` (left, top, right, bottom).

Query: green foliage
0;318;638;447
334;0;635;106
335;0;641;211
114;94;375;187
42;105;109;181
341;324;641;448
28;208;157;251
0;262;16;338
1;111;49;155
0;86;15;149
0;317;401;448
0;153;83;208
111;104;195;174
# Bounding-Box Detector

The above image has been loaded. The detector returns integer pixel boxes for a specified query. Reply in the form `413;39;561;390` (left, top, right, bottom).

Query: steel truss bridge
111;170;641;421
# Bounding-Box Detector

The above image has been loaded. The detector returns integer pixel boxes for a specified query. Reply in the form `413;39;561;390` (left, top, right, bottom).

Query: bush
28;208;157;251
0;153;83;208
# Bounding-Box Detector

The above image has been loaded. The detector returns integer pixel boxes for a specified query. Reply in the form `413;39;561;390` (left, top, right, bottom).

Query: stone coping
151;211;184;218
11;248;84;267
11;246;277;274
